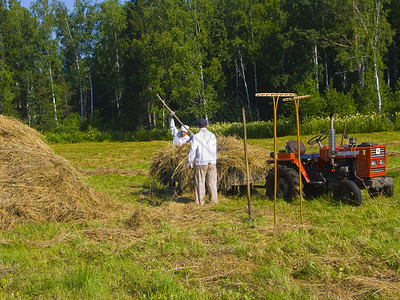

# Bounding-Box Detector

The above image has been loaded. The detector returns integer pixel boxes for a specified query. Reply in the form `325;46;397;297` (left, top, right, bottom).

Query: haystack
150;135;268;192
0;115;110;229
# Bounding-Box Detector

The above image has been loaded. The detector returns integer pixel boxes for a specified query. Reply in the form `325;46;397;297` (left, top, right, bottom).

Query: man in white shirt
187;118;218;204
168;112;191;146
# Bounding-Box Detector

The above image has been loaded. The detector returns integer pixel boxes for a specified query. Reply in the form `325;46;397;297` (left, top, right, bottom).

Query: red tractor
265;117;394;205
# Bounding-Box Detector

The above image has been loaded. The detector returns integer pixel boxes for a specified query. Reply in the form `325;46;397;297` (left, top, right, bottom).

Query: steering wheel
308;134;327;146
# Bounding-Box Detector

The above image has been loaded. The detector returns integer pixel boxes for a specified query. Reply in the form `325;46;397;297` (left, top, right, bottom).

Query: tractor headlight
371;159;378;167
379;158;386;166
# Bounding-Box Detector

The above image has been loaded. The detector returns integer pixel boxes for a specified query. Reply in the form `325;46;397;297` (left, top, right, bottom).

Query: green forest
1;0;399;132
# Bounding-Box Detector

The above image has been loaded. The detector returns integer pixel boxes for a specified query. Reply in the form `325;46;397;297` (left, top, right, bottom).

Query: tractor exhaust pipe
329;115;336;166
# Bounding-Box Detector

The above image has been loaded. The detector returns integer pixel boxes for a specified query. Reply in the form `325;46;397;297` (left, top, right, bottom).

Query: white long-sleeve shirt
187;128;217;167
169;117;190;146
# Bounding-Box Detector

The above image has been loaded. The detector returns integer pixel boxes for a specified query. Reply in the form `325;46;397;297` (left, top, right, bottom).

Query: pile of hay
150;135;268;192
0;115;110;229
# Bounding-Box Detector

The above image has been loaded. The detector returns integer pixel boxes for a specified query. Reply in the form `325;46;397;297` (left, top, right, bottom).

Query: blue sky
19;0;126;11
20;0;75;10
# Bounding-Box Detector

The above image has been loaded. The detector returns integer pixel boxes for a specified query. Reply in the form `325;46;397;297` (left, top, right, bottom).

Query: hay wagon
150;136;268;193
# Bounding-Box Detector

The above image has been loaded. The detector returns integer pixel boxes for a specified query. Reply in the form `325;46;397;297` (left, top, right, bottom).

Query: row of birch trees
0;0;399;131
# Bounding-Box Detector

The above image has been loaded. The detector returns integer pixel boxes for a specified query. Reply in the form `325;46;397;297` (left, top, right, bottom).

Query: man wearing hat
168;112;191;146
187;118;218;204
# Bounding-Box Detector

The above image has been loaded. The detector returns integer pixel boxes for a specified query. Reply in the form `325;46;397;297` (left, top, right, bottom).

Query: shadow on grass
129;184;194;206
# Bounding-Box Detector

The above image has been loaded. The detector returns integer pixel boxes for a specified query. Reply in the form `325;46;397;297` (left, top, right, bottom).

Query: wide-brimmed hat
181;125;189;132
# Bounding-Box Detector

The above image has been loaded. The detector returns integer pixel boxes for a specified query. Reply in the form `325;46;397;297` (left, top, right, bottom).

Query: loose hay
150;135;269;192
125;206;162;230
0;115;112;229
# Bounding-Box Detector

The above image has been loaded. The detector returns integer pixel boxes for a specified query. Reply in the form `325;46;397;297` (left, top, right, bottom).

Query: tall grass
44;112;400;143
211;112;400;138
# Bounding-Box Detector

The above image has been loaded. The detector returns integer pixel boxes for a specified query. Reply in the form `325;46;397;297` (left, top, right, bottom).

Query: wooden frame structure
283;95;310;222
255;92;309;225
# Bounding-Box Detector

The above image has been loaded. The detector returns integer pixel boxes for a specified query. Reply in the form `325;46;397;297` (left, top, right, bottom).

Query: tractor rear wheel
332;180;362;206
266;165;303;202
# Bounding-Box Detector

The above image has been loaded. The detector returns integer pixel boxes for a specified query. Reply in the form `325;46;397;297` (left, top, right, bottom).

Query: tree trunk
325;54;329;90
48;62;58;126
238;49;251;120
373;0;382;112
64;16;84;119
235;59;239;88
359;58;365;88
394;40;398;85
115;42;121;114
89;67;93;120
199;63;206;106
387;69;390;90
148;101;152;129
314;44;319;91
253;61;257;93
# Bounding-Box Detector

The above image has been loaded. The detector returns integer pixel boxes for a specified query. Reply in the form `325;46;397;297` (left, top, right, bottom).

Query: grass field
1;132;399;299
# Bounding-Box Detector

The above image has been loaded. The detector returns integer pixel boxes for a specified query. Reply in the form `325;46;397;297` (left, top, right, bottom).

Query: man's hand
169;111;175;117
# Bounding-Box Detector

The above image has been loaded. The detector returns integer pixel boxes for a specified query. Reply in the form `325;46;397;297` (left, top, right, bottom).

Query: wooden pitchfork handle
156;94;194;135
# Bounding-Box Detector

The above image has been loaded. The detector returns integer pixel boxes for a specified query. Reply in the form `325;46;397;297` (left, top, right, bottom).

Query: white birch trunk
65;16;84;119
148;101;152;129
238;50;251;120
325;55;329;90
89;67;93;120
115;38;122;113
373;0;382;112
199;63;206;106
360;58;365;88
194;22;206;107
48;64;58;126
314;44;319;91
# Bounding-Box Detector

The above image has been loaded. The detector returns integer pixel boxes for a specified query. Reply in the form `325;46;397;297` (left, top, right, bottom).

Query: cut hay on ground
150;135;268;192
0;115;112;229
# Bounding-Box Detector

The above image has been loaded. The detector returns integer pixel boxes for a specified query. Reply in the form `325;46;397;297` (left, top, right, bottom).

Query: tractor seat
269;140;307;159
286;140;306;155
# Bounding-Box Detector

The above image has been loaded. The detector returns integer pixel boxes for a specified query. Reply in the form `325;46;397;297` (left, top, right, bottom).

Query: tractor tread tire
265;165;303;202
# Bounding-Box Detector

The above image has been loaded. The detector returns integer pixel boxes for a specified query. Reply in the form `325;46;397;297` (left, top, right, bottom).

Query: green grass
1;132;399;299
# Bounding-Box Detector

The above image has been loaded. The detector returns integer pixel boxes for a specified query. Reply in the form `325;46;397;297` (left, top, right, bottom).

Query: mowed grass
0;132;399;299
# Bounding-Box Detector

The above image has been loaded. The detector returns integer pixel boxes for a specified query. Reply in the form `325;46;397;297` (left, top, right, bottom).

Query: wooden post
242;108;253;220
255;93;296;226
272;96;278;226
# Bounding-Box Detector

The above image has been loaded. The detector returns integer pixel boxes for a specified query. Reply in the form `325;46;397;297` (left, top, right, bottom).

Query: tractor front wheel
266;165;302;202
382;184;394;197
332;180;362;206
368;184;394;198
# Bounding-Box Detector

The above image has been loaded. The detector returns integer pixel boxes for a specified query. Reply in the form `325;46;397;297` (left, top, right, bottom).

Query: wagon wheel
265;165;303;202
332;180;362;206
